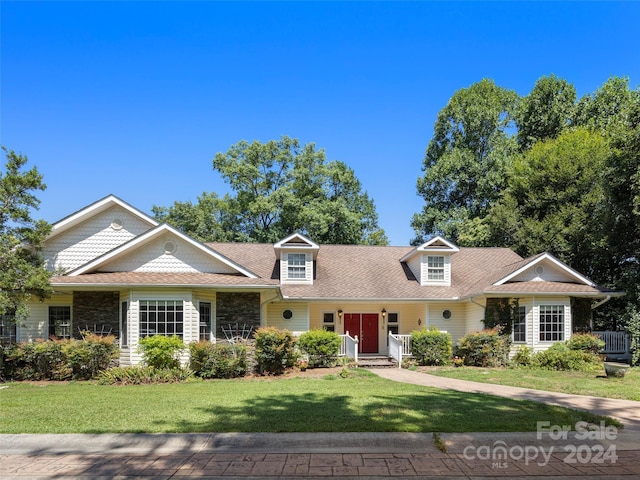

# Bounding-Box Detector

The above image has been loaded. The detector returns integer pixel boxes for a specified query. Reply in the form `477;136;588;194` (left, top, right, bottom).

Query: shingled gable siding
43;206;153;273
215;292;261;340
72;291;120;339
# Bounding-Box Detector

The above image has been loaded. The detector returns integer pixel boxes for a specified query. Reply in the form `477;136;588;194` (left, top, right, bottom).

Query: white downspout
591;295;611;310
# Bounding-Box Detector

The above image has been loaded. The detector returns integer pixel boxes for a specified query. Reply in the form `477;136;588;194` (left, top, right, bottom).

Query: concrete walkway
1;368;640;479
372;368;640;428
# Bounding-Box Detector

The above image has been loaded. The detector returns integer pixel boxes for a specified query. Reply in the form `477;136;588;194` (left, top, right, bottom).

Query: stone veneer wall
215;292;261;340
72;291;120;339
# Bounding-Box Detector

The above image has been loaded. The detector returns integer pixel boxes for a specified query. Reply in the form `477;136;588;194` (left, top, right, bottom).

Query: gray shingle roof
51;241;618;299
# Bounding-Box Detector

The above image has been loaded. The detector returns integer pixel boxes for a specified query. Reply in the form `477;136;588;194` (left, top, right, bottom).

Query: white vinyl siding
280;252;313;284
267;302;309;334
103;237;239;274
426;303;465;342
43;206;152;273
421;254;452;286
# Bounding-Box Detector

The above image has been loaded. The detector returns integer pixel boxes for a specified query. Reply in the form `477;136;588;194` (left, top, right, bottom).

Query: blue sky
2;1;639;246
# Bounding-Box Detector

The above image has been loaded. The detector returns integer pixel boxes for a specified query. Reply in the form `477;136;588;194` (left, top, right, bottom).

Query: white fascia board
274;232;320;249
280;295;461;302
68;223;259;278
493;253;595;287
399;236;459;262
274;232;320;259
49;194;158;237
51;282;279;290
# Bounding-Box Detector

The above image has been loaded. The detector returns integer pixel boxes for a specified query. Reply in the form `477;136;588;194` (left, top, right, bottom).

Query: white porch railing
593;331;630;354
388;333;412;368
339;332;358;362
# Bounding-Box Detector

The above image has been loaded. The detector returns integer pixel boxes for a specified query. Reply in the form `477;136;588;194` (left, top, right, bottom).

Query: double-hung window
512;306;526;343
0;312;17;344
139;300;184;339
49;306;71;339
323;312;335;332
199;302;212;341
287;253;307;280
539;305;564;342
386;313;399;346
427;256;445;281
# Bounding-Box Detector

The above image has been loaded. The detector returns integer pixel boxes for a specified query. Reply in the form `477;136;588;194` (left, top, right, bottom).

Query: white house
7;195;622;365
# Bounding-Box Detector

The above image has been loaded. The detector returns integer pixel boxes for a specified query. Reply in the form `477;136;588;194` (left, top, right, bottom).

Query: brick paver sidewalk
2;448;639;478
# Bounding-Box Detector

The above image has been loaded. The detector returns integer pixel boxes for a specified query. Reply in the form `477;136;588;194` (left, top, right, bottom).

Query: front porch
593;331;632;363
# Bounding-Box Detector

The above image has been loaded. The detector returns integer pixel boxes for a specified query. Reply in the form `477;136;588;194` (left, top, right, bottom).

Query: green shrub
189;341;248;378
511;345;533;367
63;333;119;380
138;335;185;369
298;329;342;367
531;342;601;372
253;327;297;375
98;366;194;385
567;333;605;354
410;327;452;366
1;335;119;381
457;328;511;367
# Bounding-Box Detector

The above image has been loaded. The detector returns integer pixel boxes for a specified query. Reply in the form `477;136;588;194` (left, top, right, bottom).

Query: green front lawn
0;369;618;434
424;366;640;401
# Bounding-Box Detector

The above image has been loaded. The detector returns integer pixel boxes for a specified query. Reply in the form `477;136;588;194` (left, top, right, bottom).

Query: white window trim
538;304;565;343
512;306;527;343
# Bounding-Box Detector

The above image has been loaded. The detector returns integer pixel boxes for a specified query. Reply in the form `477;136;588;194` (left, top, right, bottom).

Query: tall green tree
156;136;388;245
0;147;52;319
489;128;609;276
578;77;640;320
412;79;519;243
515;74;576;151
152;192;243;243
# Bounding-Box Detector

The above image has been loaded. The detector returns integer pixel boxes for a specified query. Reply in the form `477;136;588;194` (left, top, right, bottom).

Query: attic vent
111;219;124;230
282;309;293;320
442;309;452;320
535;265;544;275
163;241;177;254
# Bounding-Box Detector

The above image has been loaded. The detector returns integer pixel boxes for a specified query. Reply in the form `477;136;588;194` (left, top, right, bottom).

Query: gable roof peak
68;222;258;278
494;251;596;287
274;232;320;259
49;194;158;238
400;235;459;262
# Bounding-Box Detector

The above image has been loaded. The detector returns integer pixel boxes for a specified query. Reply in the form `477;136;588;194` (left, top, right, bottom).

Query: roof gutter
591;295;612;310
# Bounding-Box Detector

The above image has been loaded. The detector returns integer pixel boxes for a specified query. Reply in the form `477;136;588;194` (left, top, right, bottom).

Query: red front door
344;313;379;353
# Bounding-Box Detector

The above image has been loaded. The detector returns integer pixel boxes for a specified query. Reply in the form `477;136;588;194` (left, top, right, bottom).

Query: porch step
357;356;398;368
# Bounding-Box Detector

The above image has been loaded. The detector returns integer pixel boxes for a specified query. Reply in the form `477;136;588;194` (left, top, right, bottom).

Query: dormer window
274;233;319;285
287;253;307;279
427;256;445;281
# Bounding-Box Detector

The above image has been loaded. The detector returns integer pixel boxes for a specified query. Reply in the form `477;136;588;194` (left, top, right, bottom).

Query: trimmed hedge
298;329;342;367
189;341;248;378
1;334;118;381
456;328;511;367
410;327;452;366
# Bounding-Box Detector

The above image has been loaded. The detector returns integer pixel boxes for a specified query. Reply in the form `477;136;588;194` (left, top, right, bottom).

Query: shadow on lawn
155;379;612;433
